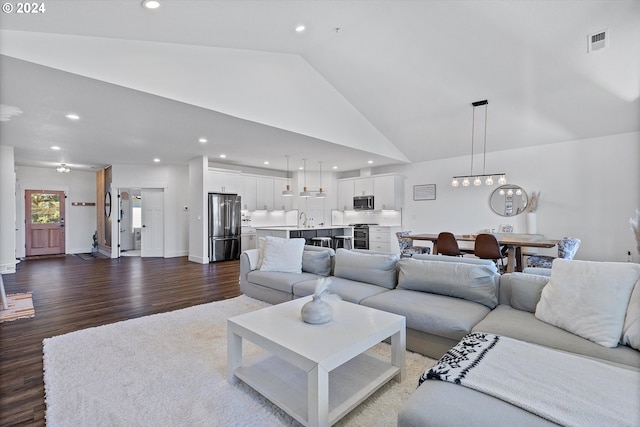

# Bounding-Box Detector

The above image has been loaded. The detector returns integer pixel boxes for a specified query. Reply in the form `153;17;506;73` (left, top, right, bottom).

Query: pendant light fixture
452;100;506;188
316;161;326;198
299;159;312;198
282;155;294;197
56;163;70;173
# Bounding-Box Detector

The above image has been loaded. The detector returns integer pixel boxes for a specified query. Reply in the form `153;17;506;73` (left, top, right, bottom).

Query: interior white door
141;188;164;257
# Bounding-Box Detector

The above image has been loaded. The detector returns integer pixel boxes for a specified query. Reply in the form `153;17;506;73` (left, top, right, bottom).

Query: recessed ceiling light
65;113;80;120
142;0;160;9
332;166;338;169
219;154;226;158
263;161;270;165
199;138;207;143
50;145;61;150
153;158;160;163
295;25;306;32
367;160;374;164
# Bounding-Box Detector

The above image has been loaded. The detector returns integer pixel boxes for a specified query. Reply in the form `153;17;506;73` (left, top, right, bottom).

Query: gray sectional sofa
239;243;640;426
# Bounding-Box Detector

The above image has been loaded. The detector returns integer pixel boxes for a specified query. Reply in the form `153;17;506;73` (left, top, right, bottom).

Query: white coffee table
227;296;406;427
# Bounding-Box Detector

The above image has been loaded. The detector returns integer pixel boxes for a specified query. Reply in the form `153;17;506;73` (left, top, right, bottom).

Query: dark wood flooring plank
0;256;241;426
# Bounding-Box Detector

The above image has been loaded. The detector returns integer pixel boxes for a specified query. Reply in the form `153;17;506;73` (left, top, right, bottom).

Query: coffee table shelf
227;297;406;427
235;350;399;425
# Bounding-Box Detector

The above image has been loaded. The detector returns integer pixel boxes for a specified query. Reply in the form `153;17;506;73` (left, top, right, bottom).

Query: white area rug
43;295;435;426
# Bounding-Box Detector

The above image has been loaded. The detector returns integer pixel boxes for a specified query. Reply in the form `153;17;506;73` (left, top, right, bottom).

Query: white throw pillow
259;236;305;273
535;259;640;348
621;279;640;350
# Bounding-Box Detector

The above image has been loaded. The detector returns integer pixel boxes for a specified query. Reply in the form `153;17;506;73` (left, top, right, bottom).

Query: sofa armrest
242;249;260;271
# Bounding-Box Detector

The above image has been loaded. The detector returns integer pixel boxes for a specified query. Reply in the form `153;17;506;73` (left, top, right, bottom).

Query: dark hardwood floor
0;255;241;426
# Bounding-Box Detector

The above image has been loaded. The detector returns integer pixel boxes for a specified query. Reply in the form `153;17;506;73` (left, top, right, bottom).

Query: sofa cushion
302;250;332;276
247;270;320;294
293;277;389;304
535;259;640;348
361;289;491;341
333;248;399;289
474;304;640;368
259;236;305;273
509;273;549;313
397;258;499;308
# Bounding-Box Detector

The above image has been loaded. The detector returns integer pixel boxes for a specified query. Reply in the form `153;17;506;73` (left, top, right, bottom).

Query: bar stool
311;236;333;248
333;235;352;250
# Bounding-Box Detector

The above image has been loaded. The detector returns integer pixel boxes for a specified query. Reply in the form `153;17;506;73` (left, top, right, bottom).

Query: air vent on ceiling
588;29;608;53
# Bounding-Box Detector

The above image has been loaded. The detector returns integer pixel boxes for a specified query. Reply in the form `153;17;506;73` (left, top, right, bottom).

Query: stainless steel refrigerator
208;193;241;262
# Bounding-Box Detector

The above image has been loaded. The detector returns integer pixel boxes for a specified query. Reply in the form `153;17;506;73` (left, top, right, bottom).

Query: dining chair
396;231;431;258
474;233;505;271
527;237;581;268
436;232;464;256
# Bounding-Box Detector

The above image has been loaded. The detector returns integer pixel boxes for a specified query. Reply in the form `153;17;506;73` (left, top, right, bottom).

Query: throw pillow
302;250;332;276
397;258;499;308
535;259;640;348
259;236;305;273
333;248;399;289
509;273;550;313
621;280;640;350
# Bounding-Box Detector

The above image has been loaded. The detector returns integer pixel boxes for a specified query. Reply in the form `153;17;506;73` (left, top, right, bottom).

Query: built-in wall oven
350;223;378;250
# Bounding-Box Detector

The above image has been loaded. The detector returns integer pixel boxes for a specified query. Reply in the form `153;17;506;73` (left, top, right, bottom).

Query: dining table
410;233;560;273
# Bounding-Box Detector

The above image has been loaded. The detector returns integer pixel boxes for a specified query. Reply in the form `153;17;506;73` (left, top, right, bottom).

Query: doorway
25;190;66;256
117;188;164;257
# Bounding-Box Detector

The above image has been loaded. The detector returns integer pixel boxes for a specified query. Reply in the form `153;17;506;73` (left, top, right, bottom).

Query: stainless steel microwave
353;195;374;210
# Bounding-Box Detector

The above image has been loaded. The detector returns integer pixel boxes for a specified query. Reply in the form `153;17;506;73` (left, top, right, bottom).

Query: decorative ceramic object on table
301;277;333;324
526;191;541;234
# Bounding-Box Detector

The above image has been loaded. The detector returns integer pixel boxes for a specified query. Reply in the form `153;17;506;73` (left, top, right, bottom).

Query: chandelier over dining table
452;100;506;187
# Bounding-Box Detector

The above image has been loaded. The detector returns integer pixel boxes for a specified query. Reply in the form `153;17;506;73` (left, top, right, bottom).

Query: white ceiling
1;0;639;174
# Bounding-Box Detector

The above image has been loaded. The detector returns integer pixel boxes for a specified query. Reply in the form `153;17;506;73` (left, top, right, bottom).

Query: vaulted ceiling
1;0;638;173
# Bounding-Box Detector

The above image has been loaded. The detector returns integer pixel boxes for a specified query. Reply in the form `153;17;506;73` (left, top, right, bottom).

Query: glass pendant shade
282;155;294;196
473;177;482;186
485;176;494;185
282;184;293;197
498;175;507;185
451;178;459;187
462;177;470;186
300;187;312;198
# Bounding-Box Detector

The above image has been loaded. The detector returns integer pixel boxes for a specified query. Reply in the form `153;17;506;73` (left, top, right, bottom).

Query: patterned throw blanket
420;333;640;427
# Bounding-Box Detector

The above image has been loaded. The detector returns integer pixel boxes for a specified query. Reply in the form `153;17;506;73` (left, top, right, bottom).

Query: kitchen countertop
255;225;353;231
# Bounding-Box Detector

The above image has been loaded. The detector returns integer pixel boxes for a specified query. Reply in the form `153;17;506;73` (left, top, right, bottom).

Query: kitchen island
255;226;353;246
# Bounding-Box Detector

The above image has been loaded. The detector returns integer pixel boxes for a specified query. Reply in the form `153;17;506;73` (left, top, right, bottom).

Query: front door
25;190;66;256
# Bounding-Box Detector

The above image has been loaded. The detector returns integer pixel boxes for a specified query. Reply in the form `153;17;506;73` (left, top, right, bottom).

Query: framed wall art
413;184;436;201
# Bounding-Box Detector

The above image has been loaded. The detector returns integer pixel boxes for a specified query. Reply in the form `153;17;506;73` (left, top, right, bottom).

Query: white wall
188;157;207;263
375;132;640;262
15;165;97;256
0;146;17;272
112;164;189;258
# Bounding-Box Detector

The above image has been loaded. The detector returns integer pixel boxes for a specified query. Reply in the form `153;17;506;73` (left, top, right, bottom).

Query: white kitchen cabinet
337;179;355;211
256;177;275;211
273;178;293;211
241;229;257;252
240;175;257;211
208;169;240;193
369;226;401;253
374;175;404;210
354;177;374;196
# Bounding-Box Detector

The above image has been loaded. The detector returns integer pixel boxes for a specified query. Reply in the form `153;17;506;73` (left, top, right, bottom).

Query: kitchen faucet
299;211;307;228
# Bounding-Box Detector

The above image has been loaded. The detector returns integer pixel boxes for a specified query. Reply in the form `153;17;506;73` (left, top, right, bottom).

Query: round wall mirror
489;185;528;217
105;191;112;218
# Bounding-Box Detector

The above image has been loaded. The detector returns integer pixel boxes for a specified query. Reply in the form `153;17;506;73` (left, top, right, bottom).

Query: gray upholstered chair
527;237;581;268
396;231;431;258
